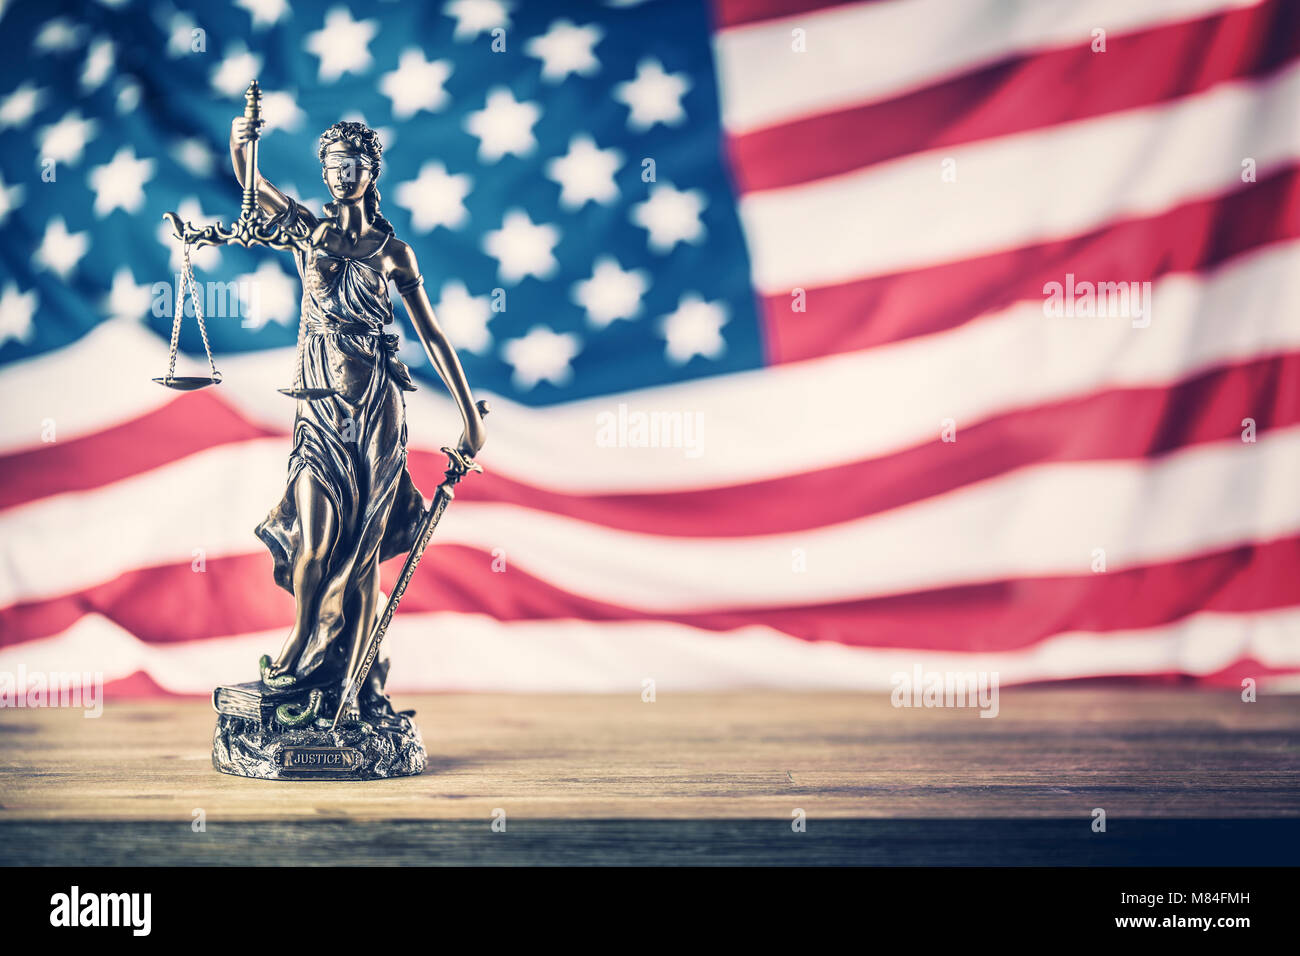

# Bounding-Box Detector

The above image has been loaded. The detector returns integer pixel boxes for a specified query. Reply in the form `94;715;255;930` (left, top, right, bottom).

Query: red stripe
0;390;275;510
3;349;1296;539
102;670;185;699
729;0;1300;190
424;351;1300;535
761;165;1300;364
711;0;858;31
4;535;1297;654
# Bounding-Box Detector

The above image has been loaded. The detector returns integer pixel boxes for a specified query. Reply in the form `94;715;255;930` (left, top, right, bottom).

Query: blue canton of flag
0;0;763;405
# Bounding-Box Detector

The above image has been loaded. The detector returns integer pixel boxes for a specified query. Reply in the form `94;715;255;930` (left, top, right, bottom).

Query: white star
464;87;540;163
115;79;141;114
37;110;97;166
572;257;649;329
546;135;622;210
211;43;263;98
305;7;378;82
165;12;200;58
444;0;512;41
89;146;156;217
432;280;493;354
104;267;153;324
0;283;37;347
501;325;580;390
394;162;472;232
171;138;215;177
630;182;706;253
381;49;452;119
235;0;289;29
483;209;559;285
80;37;114;92
658;294;729;364
34;18;85;54
614;58;690;131
525;20;602;82
0;82;47;130
35;217;89;279
0;170;24;226
158;198;221;272
262;89;307;133
238;260;300;331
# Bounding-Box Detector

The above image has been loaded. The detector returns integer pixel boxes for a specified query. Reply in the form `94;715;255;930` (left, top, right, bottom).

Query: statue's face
321;142;375;202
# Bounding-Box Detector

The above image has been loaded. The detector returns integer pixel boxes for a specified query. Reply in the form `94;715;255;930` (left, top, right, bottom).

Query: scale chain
184;244;220;381
164;250;185;383
161;243;220;385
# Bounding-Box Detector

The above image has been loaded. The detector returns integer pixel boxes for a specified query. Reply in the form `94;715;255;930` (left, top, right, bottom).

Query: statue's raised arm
229;111;292;221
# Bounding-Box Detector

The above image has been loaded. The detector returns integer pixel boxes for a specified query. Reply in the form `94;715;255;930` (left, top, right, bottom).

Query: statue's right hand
231;117;254;146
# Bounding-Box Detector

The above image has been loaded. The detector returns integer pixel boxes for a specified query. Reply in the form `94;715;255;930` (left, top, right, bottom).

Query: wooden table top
3;687;1297;823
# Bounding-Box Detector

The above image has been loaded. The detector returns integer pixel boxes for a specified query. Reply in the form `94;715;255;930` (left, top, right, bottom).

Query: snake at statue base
257;656;379;730
275;689;324;727
259;653;298;689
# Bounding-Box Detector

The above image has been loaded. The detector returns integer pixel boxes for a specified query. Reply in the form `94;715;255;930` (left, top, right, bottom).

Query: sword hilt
441;400;490;484
239;80;265;224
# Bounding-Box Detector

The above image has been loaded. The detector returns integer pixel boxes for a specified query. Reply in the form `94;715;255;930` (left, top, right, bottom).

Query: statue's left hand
457;427;485;460
458;400;489;459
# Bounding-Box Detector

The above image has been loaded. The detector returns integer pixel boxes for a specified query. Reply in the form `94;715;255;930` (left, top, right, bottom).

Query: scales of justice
157;80;489;780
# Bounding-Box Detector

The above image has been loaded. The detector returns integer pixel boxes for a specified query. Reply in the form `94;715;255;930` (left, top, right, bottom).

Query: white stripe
2;240;1298;494
716;0;1262;134
3;605;1297;694
0;315;477;462
2;427;1297;609
739;60;1300;290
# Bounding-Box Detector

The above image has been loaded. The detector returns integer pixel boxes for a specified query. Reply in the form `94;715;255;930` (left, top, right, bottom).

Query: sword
331;399;489;731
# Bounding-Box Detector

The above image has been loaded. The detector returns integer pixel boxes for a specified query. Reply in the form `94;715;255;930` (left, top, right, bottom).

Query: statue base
210;668;426;781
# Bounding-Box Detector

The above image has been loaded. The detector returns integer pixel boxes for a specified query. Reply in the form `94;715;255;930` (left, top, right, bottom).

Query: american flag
0;0;1297;696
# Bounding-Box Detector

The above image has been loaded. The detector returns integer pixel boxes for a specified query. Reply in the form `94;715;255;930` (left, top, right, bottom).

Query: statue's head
317;121;382;204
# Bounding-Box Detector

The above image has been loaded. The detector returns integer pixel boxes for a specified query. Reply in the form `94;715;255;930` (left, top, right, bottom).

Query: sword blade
329;428;487;731
329;488;450;732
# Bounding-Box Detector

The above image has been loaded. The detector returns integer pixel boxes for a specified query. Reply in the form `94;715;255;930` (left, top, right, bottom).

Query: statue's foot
338;697;362;724
363;690;400;723
259;654;298;688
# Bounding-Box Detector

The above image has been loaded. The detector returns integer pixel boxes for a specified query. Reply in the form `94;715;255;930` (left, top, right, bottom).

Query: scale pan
153;375;222;391
278;387;337;400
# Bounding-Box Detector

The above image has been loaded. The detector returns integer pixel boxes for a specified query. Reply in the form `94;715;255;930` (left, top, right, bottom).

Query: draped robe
255;199;425;681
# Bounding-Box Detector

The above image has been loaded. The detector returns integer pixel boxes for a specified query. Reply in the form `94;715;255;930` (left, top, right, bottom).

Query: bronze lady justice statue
208;111;487;779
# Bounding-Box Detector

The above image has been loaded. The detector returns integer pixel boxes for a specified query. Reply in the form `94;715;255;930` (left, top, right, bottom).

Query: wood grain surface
2;688;1297;823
